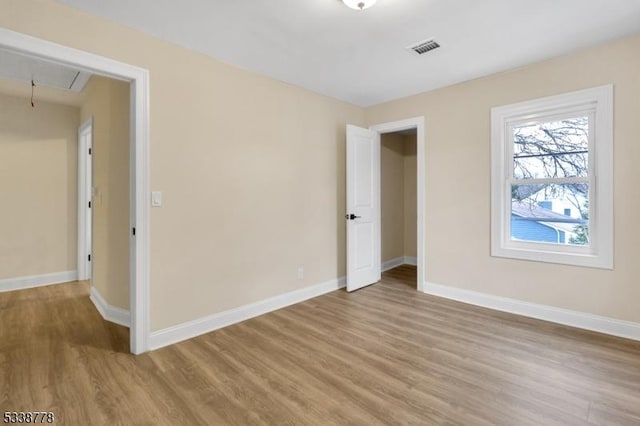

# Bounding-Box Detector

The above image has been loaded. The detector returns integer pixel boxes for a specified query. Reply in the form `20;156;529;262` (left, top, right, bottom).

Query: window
491;86;613;268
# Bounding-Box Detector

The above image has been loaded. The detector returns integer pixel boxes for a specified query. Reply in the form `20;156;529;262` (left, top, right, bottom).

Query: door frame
78;117;93;281
0;28;151;354
369;117;425;292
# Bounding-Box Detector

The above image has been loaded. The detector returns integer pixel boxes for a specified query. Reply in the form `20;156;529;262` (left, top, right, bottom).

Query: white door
346;125;381;292
78;119;93;281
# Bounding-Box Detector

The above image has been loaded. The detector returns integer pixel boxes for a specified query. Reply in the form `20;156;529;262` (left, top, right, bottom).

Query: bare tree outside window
511;116;590;245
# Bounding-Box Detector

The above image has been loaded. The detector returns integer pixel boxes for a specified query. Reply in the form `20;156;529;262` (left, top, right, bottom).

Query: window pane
513;117;589;179
511;183;589;246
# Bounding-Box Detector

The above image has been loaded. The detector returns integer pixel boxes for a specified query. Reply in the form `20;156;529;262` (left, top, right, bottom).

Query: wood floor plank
2;266;640;425
200;328;383;425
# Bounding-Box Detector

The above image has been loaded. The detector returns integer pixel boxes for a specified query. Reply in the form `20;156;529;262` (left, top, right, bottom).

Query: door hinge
88;201;91;208
88;147;92;155
88;254;91;262
132;227;136;236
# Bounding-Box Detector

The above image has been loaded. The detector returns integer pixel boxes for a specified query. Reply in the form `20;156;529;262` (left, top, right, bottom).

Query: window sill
491;245;613;270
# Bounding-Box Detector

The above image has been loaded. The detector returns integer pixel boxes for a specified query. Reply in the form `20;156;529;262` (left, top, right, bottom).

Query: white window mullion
508;177;590;186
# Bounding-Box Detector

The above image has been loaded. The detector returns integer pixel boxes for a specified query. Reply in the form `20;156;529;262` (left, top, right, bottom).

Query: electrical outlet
297;267;304;280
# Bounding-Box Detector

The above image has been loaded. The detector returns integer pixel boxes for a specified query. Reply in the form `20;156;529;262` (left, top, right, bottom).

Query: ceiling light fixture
342;0;376;11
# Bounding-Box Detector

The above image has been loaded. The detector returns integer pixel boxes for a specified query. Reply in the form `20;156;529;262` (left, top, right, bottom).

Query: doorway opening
380;129;417;289
370;117;425;293
0;27;150;354
345;117;425;293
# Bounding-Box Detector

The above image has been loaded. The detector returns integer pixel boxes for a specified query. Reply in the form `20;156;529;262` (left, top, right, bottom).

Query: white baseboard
90;286;131;328
382;257;404;271
382;256;417;272
149;276;347;351
403;256;417;266
423;281;640;341
0;270;78;292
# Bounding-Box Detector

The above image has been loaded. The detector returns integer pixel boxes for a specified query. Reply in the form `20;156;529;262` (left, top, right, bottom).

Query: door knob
345;213;361;220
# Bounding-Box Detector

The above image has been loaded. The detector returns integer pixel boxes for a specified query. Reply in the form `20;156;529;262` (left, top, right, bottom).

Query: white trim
77;117;93;281
149;277;346;351
403;256;417;266
382;257;405;272
0;27;151;354
422;281;640;341
382;256;417;271
90;286;131;328
0;271;78;292
129;56;151;355
491;85;613;269
369;117;425;292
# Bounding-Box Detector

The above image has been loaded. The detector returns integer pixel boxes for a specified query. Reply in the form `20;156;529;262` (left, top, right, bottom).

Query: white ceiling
54;0;640;106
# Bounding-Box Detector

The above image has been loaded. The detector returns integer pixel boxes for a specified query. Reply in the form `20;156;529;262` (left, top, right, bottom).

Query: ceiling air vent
407;39;440;55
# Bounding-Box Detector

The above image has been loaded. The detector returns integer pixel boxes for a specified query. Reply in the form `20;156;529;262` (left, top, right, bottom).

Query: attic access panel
0;48;90;92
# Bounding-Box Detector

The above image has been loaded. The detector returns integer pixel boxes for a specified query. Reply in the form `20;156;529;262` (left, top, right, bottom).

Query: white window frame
491;85;613;269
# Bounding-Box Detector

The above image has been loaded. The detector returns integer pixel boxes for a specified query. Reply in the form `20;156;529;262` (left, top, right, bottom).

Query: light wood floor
2;265;640;425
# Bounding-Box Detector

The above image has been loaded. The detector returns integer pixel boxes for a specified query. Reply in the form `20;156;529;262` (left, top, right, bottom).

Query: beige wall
0;92;79;279
2;0;364;330
381;133;405;262
403;135;417;258
6;0;636;331
80;76;130;310
367;34;640;323
381;133;417;262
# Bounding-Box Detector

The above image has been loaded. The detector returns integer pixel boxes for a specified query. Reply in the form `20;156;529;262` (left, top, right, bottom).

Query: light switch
151;191;162;207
